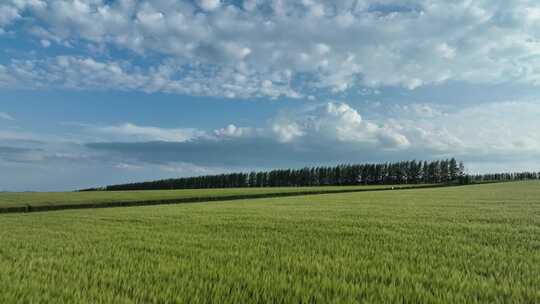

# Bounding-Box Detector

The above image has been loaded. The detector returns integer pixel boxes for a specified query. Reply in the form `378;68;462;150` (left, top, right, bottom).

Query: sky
2;0;540;191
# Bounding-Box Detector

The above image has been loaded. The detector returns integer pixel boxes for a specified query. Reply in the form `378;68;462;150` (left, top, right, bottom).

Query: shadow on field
0;184;459;214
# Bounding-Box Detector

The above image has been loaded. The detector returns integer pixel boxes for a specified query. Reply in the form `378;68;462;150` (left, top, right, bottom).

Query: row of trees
464;172;540;184
103;159;465;191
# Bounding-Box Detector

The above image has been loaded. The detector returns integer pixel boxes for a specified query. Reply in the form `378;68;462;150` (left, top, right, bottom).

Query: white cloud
198;0;221;11
255;100;540;158
40;39;51;48
272;122;305;143
0;0;45;29
114;163;143;170
7;101;540;166
0;4;20;27
436;43;456;60
159;162;226;175
3;1;540;97
396;103;445;119
435;101;540;155
0;129;39;142
271;102;410;149
0;56;302;99
95;123;205;142
214;124;258;138
379;101;540;159
0;112;14;121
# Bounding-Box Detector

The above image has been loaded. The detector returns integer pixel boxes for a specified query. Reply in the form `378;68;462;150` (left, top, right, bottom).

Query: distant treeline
465;172;540;184
98;159;469;191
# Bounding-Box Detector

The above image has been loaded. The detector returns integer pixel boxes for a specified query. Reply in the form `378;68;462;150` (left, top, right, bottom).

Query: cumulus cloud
82;101;540;170
2;1;540;97
272;123;305;143
214;124;259;138
271;102;410;149
0;4;20;27
0;0;44;30
84;102;414;168
197;0;221;11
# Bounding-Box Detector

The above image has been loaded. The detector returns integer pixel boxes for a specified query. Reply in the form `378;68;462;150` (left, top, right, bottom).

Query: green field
1;181;539;303
0;184;424;211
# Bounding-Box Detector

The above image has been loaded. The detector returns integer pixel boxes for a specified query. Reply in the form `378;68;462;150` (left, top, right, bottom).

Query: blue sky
2;0;540;191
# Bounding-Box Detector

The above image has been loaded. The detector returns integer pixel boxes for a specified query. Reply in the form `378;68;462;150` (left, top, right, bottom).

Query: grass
0;184;427;211
1;181;539;303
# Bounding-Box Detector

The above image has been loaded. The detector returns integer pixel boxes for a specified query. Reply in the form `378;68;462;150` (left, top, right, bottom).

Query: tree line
101;159;466;191
463;171;540;184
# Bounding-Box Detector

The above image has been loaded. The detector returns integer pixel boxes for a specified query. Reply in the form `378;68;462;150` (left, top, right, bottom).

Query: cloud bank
2;1;540;97
2;99;540;190
85;101;540;169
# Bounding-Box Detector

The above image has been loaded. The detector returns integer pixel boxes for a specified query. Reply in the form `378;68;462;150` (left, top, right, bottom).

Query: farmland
0;184;427;212
1;181;539;303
